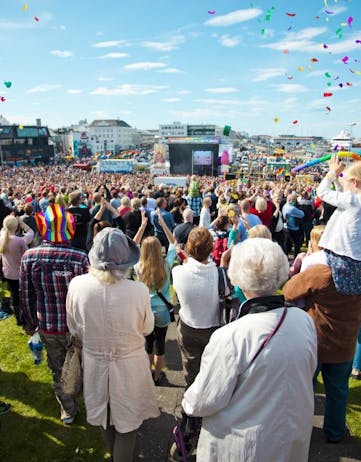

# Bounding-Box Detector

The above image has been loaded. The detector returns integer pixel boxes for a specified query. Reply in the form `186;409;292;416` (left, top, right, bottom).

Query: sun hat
89;227;140;271
35;204;76;243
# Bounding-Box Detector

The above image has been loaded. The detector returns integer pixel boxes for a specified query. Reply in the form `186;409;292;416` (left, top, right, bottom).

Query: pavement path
134;321;361;462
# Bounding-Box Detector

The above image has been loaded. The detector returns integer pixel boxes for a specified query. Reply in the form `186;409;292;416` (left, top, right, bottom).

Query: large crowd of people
0;157;360;462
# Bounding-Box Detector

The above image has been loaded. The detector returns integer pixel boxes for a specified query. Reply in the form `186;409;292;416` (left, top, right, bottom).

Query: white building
89;119;133;154
159;121;187;138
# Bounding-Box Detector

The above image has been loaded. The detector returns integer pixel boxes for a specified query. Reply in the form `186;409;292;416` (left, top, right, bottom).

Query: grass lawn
0;317;107;462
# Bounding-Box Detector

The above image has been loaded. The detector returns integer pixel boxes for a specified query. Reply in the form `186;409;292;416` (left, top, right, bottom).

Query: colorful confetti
208;11;216;15
274;117;279;123
0;97;6;102
325;10;334;15
325;72;332;78
323;43;328;49
286;12;296;17
292;120;298;124
339;83;343;88
310;58;318;62
348;16;353;27
22;4;28;12
326;106;331;111
346;82;352;86
333;144;339;151
297;66;304;71
323;92;333;97
283;49;289;54
356;40;361;44
342;56;349;64
34;16;39;22
3;81;12;88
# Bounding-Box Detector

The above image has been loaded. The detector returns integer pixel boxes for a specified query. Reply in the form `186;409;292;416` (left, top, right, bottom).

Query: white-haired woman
66;228;159;462
182;238;317;462
0;215;33;324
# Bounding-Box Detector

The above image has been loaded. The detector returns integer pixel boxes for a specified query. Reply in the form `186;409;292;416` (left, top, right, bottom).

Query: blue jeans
313;361;353;441
353;327;361;371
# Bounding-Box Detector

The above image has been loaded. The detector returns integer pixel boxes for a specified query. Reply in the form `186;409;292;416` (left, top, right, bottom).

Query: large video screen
169;143;218;176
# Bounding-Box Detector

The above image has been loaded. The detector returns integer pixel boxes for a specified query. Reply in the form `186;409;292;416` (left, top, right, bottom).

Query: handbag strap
247;307;287;369
156;290;173;310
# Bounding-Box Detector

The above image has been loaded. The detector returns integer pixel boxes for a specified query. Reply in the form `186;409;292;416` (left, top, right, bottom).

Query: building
159;121;187;138
273;134;325;147
89;119;133;154
0;125;54;165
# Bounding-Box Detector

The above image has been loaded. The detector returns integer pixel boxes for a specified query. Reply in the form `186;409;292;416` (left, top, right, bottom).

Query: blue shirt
282;203;304;231
152;208;175;237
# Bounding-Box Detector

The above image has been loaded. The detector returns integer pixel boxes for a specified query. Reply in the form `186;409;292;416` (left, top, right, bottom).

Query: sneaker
62;415;76;425
153;371;165;386
0;401;11;416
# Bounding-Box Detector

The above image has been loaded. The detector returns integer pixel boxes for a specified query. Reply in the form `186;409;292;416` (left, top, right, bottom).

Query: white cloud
195;98;242;106
307;69;329;78
141;35;185;51
90;84;168;96
262;27;328;52
98;52;129;59
219;34;241;47
204;8;262;27
66;89;83;94
123;62;167;70
96;32;103;36
27;84;62;94
0;21;34;30
92;40;130;48
204;87;239;94
177;90;191;95
271;83;308;93
159;67;185;74
162;98;181;103
50;50;74;58
320;5;347;16
98;77;115;82
170;107;225;120
252;67;287;82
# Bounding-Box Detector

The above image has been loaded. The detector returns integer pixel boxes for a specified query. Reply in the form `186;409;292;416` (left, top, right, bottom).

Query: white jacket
317;175;361;260
66;274;160;433
183;306;317;462
172;257;219;328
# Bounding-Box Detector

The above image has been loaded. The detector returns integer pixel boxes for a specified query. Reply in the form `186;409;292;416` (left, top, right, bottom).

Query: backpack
217;267;241;325
212;233;228;267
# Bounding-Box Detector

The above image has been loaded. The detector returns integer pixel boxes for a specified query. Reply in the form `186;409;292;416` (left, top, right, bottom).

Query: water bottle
28;332;43;365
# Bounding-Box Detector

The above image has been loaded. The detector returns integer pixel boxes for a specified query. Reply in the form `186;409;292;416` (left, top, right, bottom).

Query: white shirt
172;257;219;328
301;250;328;272
317;176;361;260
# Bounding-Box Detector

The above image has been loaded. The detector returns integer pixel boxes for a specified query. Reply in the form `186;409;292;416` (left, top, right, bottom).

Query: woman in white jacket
66;228;159;462
172;226;220;389
182;238;317;462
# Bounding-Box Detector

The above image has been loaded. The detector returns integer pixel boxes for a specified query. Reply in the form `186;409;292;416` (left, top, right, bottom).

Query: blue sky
0;0;360;138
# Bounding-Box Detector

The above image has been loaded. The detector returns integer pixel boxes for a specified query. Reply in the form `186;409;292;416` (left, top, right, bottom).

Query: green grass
0;317;107;462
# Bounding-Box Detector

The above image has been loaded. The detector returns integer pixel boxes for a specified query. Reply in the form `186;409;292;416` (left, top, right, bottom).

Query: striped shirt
20;242;89;334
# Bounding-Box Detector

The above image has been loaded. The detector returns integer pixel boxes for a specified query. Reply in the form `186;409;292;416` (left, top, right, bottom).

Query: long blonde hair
0;215;18;254
138;237;167;291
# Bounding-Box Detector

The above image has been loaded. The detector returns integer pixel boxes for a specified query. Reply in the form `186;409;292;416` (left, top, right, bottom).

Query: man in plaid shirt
20;204;89;425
